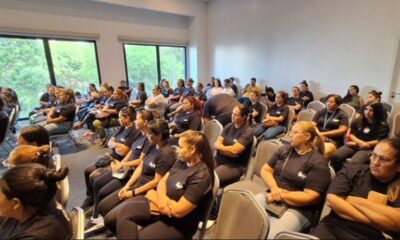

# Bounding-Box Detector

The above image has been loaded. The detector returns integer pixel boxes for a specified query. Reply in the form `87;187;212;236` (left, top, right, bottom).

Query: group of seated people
0;76;399;240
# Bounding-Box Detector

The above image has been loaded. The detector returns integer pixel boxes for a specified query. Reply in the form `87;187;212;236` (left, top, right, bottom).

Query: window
124;44;186;95
0;35;101;118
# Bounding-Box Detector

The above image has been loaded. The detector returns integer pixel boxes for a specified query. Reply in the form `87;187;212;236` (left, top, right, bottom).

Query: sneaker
80;196;94;210
90;216;104;225
198;220;216;230
85;218;105;234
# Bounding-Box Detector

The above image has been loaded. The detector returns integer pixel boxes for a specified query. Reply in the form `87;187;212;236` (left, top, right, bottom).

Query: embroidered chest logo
149;162;156;168
175;182;183;189
298;171;307;180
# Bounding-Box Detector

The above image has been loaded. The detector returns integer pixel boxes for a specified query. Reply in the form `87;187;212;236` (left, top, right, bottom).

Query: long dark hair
343;85;360;103
369;90;382;102
0;164;68;213
378;138;400;202
362;102;385;124
19;125;50;146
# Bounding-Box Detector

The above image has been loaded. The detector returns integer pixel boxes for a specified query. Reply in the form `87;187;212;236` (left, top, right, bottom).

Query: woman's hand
268;187;289;202
118;186;129;200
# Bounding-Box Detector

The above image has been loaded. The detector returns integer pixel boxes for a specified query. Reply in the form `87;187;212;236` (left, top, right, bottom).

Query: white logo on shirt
120;138;125;143
363;128;371;134
149;162;156;168
175;182;183;189
333;119;339;122
298;171;307;180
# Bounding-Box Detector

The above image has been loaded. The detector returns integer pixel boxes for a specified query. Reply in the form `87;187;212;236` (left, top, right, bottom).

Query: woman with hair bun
4;145;51;168
0;164;72;239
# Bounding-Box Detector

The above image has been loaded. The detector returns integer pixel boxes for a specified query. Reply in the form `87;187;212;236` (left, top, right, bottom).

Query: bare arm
326;194;371;224
320;125;348;138
214;136;245;157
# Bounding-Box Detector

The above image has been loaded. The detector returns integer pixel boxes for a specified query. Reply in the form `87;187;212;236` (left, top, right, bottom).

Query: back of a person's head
19;125;50;146
0;163;68;213
148;119;170;140
8;145;51;167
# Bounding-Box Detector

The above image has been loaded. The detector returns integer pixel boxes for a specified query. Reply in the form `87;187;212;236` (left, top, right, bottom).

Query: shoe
198;220;216;230
98;138;108;148
85;217;105;234
80;196;94;210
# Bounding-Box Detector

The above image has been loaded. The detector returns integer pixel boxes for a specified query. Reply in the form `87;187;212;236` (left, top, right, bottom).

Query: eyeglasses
370;152;394;165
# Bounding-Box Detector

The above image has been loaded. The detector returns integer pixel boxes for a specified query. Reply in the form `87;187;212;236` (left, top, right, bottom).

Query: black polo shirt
313;108;349;144
111;125;139;160
128;132;149;161
248;101;264;124
321;165;400;240
268;145;331;212
350;118;389;142
0;207;72;239
51;103;76;122
135;143;176;187
300;90;314;107
216;122;254;166
165;160;212;237
287;97;304;114
174;111;202;134
267;103;289;127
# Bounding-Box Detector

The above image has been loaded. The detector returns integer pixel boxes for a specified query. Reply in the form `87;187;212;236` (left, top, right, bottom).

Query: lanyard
323;110;336;130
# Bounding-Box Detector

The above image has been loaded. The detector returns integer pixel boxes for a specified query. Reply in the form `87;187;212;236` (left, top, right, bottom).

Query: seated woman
130;82;147;109
160;79;173;98
169;96;202;143
116;130;215;239
92;89;129;146
312;94;349;156
330;102;389;172
248;90;264;126
287;86;304;120
356;90;387;120
299;80;314;107
85;110;154;225
342;85;364;111
210;78;224;97
95;119;176;233
81;107;138;209
311;138;400;240
165;79;185;117
144;86;167;118
42;88;76;136
215;104;254;187
0;164;71;239
255;91;289;141
255;121;331;238
4;145;51;168
1;87;19;115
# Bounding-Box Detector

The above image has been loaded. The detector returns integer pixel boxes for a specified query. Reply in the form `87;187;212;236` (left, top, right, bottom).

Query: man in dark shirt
202;94;239;126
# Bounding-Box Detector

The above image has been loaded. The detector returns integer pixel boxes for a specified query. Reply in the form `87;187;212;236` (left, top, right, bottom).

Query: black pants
330;146;371;172
215;163;246;188
92;170;120;217
83;163;110;198
117;200;187;240
99;187;144;233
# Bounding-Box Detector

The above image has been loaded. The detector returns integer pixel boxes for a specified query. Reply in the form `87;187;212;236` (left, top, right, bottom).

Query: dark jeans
330;145;371;172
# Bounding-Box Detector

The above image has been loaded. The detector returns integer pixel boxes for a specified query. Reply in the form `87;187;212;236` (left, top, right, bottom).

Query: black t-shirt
194;91;207;102
161;88;173;98
111;125;139;160
181;87;195;99
175;111;202;134
322;165;400;240
216;122;254;166
136;143;176;187
300;90;314;107
136;91;147;106
0;207;72;240
171;87;185;102
248;101;264;124
128;132;149;161
287;97;304;114
202;94;239;126
267;103;289;127
51;103;76;122
40;92;50;102
350;118;389;142
105;99;128;117
268;145;331;212
165;160;212;237
313;108;349;144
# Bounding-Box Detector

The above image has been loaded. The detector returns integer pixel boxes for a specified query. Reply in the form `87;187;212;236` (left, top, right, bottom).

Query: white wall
0;0;208;86
208;0;400;101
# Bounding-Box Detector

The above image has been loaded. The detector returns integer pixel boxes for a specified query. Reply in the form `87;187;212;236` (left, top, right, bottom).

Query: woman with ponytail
312;138;400;240
255;121;331;238
0;164;71;239
116;130;214;239
4;145;51;168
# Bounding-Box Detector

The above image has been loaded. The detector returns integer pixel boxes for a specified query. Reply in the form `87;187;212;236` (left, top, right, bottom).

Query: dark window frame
122;43;187;87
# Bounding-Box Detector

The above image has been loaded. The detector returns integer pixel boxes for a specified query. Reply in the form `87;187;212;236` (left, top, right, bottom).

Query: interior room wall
208;0;400;102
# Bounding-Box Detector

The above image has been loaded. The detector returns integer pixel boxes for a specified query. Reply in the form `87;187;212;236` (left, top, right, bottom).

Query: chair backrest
202;119;223;155
10;105;20;129
285;106;296;132
307;101;325;112
243;136;258;179
381;102;393;114
391;112;400;138
297;109;316;122
259;102;268;123
339;103;356;124
57;175;70;208
214;189;269;239
198;172;220;239
52;154;62;170
274;231;319;239
69;207;85;239
250;140;282;182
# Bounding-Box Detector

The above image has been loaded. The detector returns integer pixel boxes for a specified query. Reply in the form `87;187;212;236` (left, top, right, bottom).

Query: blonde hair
295;121;325;155
9;145;51;167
